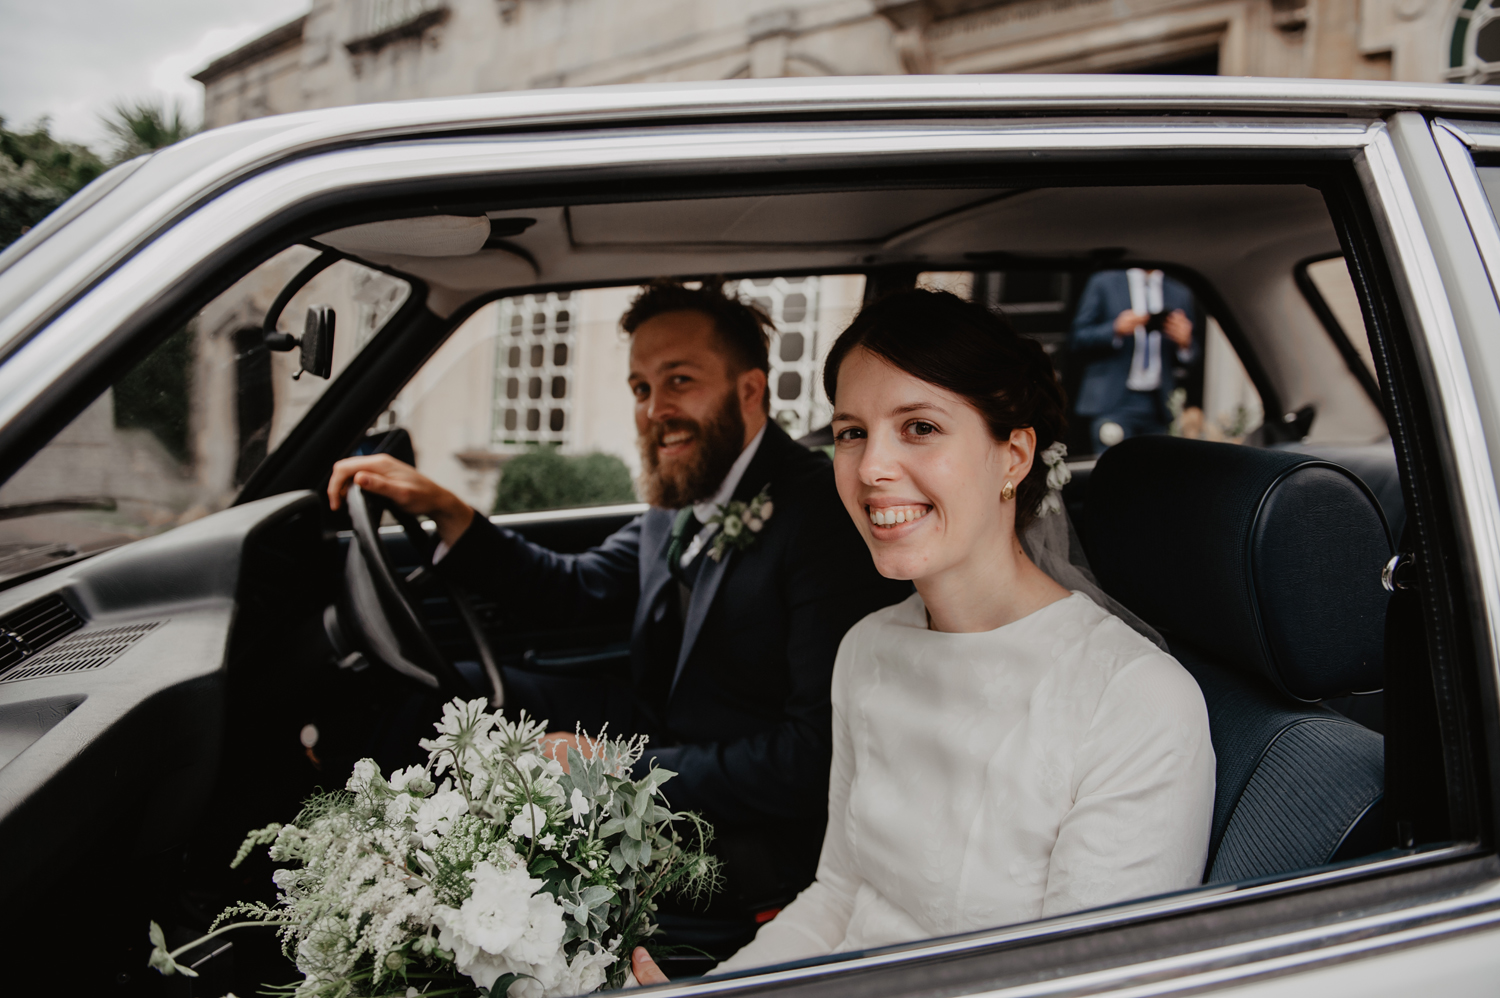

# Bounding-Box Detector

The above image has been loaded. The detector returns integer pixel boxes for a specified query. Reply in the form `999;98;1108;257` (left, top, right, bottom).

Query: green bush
494;449;636;513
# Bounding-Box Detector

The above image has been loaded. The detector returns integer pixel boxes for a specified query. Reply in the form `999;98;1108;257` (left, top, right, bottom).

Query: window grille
732;276;826;438
493;292;575;447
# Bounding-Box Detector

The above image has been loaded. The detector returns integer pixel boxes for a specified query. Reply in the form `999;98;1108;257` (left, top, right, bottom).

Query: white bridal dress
717;590;1215;972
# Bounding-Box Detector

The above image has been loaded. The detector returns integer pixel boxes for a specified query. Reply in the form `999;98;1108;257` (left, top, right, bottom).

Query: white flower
510;802;548;839
570;788;590;825
1037;489;1064;518
384;792;414;826
1041;442;1072;492
389;764;429;793
759;499;774;520
746;516;763;533
722;514;742;537
433;863;569;995
420;698;498;775
346;758;380;793
414;789;469;849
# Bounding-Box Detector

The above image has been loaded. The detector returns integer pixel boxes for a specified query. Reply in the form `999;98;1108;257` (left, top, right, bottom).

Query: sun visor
317;215;491;257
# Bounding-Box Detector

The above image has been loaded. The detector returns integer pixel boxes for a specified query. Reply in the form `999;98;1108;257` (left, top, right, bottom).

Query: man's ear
739;367;768;417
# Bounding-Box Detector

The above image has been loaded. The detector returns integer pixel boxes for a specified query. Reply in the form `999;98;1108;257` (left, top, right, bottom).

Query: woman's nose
858;431;901;485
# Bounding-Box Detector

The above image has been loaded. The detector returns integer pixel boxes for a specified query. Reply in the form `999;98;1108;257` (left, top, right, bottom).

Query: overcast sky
0;0;309;152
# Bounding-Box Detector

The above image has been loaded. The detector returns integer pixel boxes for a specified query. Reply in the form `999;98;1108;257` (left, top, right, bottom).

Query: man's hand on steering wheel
329;454;475;546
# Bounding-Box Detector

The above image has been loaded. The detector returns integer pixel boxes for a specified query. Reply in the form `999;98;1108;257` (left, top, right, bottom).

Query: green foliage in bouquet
148;700;719;997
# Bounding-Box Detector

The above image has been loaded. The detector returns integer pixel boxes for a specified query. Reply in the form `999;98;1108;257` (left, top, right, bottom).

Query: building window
493;292;574;447
1449;0;1500;81
731;276;827;438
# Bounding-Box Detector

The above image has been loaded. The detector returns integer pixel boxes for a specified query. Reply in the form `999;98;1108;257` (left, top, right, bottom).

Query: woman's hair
822;288;1068;532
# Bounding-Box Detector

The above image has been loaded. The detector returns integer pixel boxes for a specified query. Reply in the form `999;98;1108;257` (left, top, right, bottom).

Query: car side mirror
264;305;335;379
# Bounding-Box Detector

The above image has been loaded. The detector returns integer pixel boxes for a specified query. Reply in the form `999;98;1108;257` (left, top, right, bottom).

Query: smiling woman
701;288;1216;977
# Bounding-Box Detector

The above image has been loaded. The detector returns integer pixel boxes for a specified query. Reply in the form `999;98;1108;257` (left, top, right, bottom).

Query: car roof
1;74;1492;365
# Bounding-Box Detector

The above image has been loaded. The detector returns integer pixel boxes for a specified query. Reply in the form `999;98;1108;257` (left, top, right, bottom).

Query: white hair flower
1037;442;1071;516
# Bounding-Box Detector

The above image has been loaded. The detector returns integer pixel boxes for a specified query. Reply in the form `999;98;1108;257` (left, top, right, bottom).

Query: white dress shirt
675;423;766;569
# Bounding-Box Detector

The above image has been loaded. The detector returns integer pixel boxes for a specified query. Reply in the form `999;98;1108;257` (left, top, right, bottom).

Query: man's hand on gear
1113;309;1149;336
327;454;475;546
1163;309;1193;349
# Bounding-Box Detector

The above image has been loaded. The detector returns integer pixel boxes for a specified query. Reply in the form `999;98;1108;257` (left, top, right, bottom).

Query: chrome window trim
1357;117;1500;718
669;846;1483;996
0;117;1379;449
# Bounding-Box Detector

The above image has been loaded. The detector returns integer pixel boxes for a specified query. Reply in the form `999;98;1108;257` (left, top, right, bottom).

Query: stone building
173;0;1445;514
193;0;1483;129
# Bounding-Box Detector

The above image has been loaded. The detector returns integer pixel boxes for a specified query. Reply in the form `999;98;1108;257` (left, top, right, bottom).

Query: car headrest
1085;436;1391;702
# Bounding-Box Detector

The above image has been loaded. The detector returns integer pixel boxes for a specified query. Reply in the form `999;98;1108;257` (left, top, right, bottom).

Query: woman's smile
865;501;933;533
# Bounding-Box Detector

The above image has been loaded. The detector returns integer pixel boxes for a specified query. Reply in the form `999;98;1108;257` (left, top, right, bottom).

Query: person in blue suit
1070;269;1200;451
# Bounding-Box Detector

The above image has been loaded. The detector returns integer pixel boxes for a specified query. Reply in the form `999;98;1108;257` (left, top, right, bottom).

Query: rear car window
377;275;866;516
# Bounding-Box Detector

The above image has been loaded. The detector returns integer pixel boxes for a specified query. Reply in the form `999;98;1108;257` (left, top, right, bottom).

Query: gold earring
1001;481;1016;501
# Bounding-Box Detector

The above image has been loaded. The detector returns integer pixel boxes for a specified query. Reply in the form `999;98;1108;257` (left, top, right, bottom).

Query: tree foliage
494;449;637;513
0;116;106;248
102;98;195;163
0;98;197;250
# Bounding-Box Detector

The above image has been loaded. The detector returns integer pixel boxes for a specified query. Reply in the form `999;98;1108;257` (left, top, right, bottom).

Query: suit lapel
669;422;793;695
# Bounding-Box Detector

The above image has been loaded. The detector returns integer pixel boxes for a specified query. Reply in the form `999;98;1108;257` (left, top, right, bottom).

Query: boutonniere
707;486;773;562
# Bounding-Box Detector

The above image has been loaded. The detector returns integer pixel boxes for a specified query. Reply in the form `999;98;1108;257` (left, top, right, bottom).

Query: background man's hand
631;947;669;986
1163;309;1193;349
327;454;475;546
1113;309;1149;336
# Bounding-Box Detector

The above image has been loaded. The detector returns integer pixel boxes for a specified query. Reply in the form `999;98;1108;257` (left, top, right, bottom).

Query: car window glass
0;247;407;583
377;275;866;516
917;270;1265;452
1303;256;1378;383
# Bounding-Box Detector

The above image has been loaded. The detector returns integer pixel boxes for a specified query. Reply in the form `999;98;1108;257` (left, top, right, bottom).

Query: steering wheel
325;483;505;706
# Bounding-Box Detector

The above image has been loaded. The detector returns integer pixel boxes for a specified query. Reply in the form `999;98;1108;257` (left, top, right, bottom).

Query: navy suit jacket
436;422;910;894
1070;270;1200;419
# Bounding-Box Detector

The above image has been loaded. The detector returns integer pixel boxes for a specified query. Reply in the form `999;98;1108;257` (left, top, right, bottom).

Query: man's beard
638;389;746;510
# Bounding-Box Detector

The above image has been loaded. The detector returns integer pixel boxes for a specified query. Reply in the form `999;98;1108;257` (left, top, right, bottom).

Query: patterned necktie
665;507;697;586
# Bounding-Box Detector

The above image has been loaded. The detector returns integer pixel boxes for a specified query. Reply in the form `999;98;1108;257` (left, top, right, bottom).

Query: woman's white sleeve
713;637;863;973
1041;652;1216;917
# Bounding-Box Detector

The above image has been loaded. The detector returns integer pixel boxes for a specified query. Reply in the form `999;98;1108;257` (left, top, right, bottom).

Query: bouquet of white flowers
148;698;719;997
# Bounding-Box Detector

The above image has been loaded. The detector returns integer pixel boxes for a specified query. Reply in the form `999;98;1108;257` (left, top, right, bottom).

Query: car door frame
4;109;1500;994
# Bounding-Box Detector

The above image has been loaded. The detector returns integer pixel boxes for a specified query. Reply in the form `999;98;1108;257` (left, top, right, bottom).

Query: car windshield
0;245;409;586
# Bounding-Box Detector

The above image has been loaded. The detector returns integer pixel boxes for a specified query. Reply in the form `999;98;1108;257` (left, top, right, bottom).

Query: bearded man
327;282;908;950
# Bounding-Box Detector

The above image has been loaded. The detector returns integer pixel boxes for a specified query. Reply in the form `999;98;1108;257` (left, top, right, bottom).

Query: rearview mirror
300;305;335;379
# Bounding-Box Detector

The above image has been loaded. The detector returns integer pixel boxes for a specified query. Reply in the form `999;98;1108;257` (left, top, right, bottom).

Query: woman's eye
834;427;865;442
908;421;936;436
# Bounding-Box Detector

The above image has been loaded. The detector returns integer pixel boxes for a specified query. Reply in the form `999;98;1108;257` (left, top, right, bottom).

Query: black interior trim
1320;172;1493;849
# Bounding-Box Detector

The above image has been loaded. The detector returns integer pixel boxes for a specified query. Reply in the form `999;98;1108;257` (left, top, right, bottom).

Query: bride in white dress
633;289;1214;984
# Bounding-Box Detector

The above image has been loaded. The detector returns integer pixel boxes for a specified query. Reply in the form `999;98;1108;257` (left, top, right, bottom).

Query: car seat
1084;436;1392;883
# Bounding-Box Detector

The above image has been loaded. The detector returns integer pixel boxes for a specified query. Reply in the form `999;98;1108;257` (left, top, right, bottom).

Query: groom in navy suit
1070;268;1200;452
329;283;908;942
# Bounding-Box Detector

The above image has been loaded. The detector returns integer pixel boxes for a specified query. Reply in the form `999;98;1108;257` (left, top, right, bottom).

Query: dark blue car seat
1084;436;1392;883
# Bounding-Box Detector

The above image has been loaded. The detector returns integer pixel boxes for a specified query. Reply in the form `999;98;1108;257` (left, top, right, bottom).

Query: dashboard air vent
0;596;83;674
0;620;163;684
